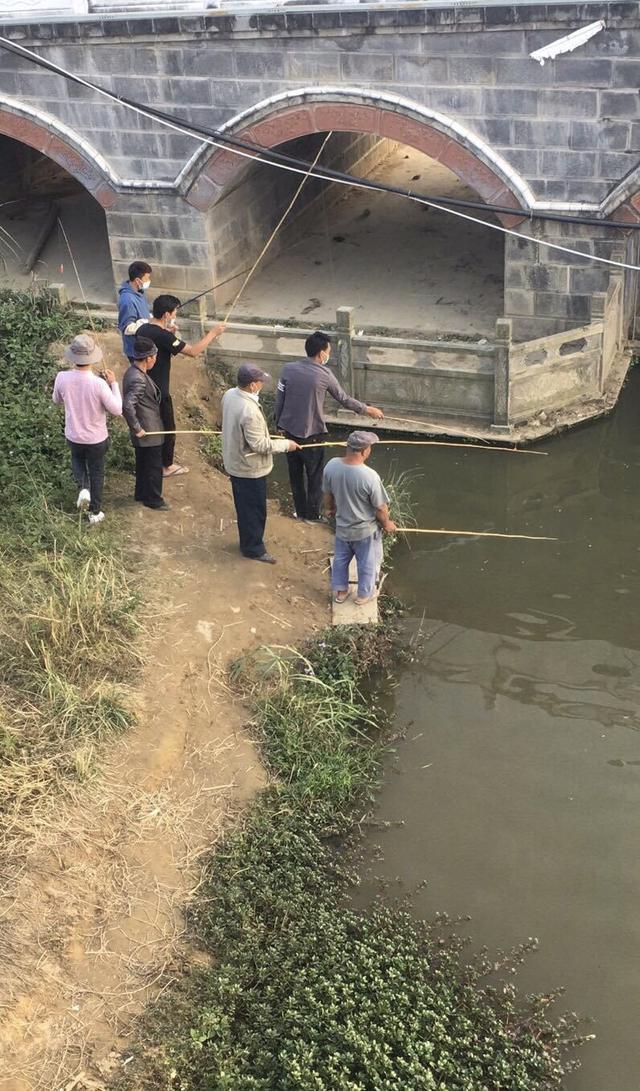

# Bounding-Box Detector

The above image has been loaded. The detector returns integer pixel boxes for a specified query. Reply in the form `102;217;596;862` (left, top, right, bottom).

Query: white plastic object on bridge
529;19;605;65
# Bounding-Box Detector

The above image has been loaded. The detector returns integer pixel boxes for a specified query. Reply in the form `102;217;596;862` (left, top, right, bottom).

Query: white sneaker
76;488;91;511
88;511;105;525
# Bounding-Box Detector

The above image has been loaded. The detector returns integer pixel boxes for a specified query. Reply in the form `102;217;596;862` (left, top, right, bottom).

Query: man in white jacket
222;364;299;564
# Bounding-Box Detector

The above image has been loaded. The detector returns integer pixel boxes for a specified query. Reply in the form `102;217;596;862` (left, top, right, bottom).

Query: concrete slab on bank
329;554;379;626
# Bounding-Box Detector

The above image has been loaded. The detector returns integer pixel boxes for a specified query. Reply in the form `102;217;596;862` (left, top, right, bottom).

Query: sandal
354;593;377;606
334;590;349;604
163;465;189;477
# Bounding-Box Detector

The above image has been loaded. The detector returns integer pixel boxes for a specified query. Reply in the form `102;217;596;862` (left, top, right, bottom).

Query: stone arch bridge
0;2;638;428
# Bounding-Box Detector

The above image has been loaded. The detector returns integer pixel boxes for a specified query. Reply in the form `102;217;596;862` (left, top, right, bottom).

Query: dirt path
0;341;330;1091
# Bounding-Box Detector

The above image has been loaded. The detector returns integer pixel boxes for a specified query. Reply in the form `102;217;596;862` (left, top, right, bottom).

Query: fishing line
1;38;639;275
57;215;96;331
221;131;333;324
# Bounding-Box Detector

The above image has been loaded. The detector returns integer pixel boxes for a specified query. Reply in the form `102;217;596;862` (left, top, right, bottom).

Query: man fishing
222;364;298;564
122;336;168;512
274;331;384;523
136;294;225;479
322;430;396;606
52;333;122;525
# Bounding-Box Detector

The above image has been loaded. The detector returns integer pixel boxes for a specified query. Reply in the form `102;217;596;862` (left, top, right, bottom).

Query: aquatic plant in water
114;627;588;1091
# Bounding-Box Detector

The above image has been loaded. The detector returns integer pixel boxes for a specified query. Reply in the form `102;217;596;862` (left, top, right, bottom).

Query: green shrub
0;289;123;508
201;432;224;473
0;292;140;838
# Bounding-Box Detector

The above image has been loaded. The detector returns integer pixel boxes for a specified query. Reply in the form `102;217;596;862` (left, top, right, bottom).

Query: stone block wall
504;222;635;341
105;193;212;300
0;3;639;340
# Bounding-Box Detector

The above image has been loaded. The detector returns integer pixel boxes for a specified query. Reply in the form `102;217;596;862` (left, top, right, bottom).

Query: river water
353;370;640;1091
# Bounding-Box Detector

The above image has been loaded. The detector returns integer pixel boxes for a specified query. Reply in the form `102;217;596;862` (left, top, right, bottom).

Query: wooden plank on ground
329;555;379;627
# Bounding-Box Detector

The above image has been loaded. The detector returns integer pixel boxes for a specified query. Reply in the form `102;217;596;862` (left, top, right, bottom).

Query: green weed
0;292;141;841
114;626;586;1091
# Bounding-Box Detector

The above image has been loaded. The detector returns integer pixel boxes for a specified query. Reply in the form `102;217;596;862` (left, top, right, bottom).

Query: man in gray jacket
122;336;168;512
222;364;299;564
274;331;384;522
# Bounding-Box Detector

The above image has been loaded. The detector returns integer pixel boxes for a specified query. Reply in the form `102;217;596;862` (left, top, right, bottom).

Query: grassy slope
0;291;140;847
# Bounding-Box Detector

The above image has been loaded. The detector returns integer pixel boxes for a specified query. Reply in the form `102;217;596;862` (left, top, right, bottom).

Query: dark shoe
254;552;277;564
144;500;170;511
304;515;327;525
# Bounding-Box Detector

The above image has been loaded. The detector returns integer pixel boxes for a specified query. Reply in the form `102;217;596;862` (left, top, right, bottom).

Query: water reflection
357;368;640;1091
421;620;640;734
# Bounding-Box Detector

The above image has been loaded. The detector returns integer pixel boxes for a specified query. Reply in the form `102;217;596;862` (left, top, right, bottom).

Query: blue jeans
332;531;382;599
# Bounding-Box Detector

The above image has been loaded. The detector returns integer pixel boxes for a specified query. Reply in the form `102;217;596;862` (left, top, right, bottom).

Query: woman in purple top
52;334;122;524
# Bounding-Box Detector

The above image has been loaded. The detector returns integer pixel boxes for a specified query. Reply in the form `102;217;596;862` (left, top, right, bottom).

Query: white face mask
248;391;260;403
141;279;151;291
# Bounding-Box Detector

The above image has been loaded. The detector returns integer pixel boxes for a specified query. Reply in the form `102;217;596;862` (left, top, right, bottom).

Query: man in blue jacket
118;260;152;361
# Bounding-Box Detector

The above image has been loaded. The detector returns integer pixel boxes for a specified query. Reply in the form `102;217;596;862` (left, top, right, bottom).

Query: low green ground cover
0;291;139;838
114;619;585;1091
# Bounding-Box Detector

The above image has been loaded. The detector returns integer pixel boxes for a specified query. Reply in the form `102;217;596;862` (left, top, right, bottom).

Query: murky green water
354;370;640;1090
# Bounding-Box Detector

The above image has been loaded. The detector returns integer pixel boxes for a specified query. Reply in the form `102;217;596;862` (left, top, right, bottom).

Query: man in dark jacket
122;336;168;511
117;260;152;361
274;330;384;522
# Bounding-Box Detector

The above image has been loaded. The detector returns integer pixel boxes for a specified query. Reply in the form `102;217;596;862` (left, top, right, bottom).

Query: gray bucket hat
346;430;380;451
64;334;103;367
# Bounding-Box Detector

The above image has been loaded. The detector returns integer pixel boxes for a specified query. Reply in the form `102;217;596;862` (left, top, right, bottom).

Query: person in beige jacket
222;364;299;564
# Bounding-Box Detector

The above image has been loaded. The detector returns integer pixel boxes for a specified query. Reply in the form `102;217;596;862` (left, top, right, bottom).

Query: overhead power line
1;36;639;274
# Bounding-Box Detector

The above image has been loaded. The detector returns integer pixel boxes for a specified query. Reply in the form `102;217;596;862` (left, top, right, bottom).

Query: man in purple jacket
274;331;384;522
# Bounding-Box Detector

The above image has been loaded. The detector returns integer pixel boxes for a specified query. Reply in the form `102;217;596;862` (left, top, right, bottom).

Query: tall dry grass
0;290;141;865
0;501;142;849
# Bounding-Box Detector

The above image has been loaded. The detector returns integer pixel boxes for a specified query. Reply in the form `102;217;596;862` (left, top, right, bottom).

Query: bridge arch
0;96;119;208
184;87;530;227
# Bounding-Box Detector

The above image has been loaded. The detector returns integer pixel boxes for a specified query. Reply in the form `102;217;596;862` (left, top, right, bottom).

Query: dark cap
346;430;380;451
238;363;271;385
132;336;158;361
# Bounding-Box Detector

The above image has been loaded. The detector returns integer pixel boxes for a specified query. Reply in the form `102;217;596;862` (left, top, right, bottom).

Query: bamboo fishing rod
395;527;557;542
142;430;544;456
221;132;333;326
252;439;546;455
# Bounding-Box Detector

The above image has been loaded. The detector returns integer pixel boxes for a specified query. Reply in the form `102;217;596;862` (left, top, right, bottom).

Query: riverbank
111;616;585;1091
1;297;585;1089
0;301;331;1089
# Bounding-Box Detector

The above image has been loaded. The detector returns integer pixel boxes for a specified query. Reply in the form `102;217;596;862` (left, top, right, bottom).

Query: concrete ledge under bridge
202;285;632;444
66;287;633;446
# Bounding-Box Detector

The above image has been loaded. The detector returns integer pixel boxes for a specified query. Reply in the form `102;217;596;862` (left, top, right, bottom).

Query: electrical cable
222;130;333;322
2;35;640;275
1;35;636;233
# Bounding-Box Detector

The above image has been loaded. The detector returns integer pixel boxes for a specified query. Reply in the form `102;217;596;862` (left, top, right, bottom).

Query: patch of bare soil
0;335;330;1091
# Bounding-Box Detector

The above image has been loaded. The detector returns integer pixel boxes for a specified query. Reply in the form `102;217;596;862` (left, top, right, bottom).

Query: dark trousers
68;438;109;514
230;475;268;558
159;395;176;469
284;432;326;519
134;445;164;508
